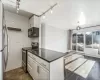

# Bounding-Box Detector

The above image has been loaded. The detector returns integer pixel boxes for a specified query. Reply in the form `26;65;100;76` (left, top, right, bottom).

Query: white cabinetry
38;66;49;80
28;56;38;80
29;15;40;28
29;16;34;27
27;52;49;80
27;52;64;80
31;61;38;80
34;16;40;27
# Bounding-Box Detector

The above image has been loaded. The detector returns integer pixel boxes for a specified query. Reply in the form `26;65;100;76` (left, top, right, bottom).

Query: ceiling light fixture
42;14;46;19
76;21;81;30
16;0;20;13
41;3;57;19
50;8;53;14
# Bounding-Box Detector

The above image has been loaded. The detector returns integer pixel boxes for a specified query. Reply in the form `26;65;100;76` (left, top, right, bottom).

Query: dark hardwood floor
65;55;100;80
4;55;100;80
4;68;32;80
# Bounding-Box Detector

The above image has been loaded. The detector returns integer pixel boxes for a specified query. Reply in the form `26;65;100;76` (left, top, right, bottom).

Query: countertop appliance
28;27;39;38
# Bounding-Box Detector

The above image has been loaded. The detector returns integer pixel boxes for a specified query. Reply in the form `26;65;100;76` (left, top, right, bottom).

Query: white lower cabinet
27;52;64;80
38;66;49;80
28;55;49;80
28;56;38;80
27;64;33;77
31;60;38;80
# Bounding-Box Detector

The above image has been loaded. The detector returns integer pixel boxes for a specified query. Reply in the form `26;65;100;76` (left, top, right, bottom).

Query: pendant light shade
76;21;81;30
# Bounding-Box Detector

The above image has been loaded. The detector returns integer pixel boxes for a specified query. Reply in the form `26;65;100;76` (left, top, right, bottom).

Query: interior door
38;66;49;80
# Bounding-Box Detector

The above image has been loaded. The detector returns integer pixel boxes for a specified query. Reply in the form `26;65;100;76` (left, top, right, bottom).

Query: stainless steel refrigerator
0;1;9;80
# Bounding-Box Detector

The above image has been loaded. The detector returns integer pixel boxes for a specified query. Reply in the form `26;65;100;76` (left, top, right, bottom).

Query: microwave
28;27;39;37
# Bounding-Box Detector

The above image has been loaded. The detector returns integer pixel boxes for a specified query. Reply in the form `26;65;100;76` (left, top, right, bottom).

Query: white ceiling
4;4;33;18
2;0;100;30
2;0;59;15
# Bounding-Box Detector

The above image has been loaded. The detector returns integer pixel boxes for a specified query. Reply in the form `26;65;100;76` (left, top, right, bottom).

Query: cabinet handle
98;48;100;55
32;57;36;61
41;63;46;67
34;34;36;36
76;76;79;80
37;66;39;73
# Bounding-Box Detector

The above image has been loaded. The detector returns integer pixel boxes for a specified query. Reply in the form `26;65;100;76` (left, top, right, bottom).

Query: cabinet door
31;60;38;80
27;64;33;77
29;16;34;27
38;66;49;80
34;16;40;27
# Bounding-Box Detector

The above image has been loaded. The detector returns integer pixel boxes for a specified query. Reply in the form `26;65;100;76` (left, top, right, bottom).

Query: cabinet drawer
28;52;49;70
28;52;33;58
37;57;49;70
27;64;32;77
32;54;49;70
28;56;33;67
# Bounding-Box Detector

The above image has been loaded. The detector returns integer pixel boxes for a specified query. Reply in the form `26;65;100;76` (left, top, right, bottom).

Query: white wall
5;11;31;71
41;23;67;53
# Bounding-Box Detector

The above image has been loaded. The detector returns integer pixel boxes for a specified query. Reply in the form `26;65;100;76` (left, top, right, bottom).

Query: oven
22;49;27;73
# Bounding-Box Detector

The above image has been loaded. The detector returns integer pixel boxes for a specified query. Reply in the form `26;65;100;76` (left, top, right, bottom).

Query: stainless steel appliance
0;2;9;80
28;27;39;38
31;42;39;49
22;48;28;73
22;42;39;72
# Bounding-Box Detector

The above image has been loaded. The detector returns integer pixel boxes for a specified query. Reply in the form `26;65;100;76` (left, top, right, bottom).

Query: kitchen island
27;48;67;80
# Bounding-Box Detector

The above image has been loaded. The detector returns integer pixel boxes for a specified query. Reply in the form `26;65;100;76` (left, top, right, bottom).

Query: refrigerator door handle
0;45;7;52
4;24;9;69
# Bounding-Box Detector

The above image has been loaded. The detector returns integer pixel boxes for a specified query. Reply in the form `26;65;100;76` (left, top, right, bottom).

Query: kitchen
0;0;100;80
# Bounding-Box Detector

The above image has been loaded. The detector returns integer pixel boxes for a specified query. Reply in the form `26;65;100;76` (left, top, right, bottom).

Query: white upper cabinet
29;16;34;27
29;15;40;28
34;15;40;28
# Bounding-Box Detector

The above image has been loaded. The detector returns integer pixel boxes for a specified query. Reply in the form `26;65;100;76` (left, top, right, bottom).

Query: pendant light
76;21;81;30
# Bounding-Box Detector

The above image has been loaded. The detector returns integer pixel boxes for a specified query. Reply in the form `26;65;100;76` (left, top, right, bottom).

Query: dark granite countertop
22;47;32;51
28;48;67;62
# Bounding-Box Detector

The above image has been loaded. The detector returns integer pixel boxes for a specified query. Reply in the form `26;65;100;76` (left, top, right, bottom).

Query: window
72;30;100;55
72;33;76;43
85;32;92;48
72;33;76;50
77;33;84;51
93;31;100;49
72;33;84;51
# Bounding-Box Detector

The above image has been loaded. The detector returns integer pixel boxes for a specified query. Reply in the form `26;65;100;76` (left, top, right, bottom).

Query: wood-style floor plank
4;68;32;80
